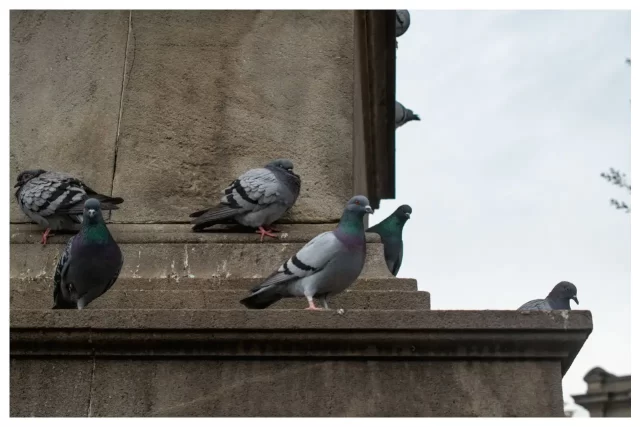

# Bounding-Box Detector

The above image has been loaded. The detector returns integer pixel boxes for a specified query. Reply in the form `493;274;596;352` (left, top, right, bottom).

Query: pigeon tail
190;205;239;231
240;286;283;309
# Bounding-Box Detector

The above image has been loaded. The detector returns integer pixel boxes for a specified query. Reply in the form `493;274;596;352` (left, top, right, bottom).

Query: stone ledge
10;289;431;310
10;223;382;244
10;277;418;291
11;240;393;280
11;309;592;375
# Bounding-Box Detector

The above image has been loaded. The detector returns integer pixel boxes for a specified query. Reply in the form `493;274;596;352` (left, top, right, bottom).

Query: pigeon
395;101;421;129
366;204;412;276
14;169;124;244
396;10;411;48
190;159;301;241
52;198;123;310
240;195;373;310
518;281;579;311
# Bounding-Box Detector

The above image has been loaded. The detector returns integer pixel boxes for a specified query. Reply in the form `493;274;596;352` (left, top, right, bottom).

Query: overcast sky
368;10;631;417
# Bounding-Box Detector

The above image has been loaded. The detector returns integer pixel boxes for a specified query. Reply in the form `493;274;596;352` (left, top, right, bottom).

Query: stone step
10;224;394;280
10;277;418;292
10;289;430;310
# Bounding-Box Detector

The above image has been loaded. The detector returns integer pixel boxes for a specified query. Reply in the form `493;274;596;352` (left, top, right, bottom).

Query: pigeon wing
52;237;75;309
517;298;551;311
251;231;343;291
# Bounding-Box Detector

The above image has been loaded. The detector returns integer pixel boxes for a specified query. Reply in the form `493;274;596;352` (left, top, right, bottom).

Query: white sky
369;10;631;417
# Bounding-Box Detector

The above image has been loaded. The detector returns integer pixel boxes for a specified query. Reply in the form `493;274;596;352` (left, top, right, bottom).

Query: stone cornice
11;309;592;376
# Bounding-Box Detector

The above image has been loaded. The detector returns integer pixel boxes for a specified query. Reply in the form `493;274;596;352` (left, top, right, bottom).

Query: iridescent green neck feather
82;222;110;244
369;216;404;239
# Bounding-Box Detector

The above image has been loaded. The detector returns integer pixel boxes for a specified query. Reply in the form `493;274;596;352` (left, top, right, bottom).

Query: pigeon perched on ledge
395;101;421;129
190;159;301;242
518;281;579;310
14;169;124;244
367;204;412;276
53;198;123;310
240;195;373;310
396;10;411;48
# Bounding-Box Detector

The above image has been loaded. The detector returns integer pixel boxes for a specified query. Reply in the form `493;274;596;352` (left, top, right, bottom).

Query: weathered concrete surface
10;11;129;222
10;225;395;280
111;10;354;223
10;277;418;292
10;359;94;417
10;289;430;310
11;359;563;417
9;223;368;244
10;310;592;416
9;308;594;333
10;241;392;280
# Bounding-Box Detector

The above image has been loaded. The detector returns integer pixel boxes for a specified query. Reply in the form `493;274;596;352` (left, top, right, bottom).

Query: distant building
572;367;631;417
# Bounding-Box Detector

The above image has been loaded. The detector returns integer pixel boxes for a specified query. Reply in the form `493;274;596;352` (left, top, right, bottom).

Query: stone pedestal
10;309;592;417
10;10;592;418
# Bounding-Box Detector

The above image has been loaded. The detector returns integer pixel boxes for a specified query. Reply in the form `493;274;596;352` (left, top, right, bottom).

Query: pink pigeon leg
40;228;53;245
255;226;279;242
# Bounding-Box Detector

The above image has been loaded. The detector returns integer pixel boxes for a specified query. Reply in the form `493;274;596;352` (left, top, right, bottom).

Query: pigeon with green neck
367;204;412;276
52;198;123;309
240;195;373;310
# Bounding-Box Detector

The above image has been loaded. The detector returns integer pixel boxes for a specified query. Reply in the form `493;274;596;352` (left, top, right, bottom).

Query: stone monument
10;10;592;416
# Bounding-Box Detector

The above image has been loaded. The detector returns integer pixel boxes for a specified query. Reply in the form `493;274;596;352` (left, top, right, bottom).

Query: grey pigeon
395;101;421;129
366;204;412;276
518;281;579;311
240;195;373;310
52;198;123;310
14;169;124;244
396;10;411;48
190;159;301;241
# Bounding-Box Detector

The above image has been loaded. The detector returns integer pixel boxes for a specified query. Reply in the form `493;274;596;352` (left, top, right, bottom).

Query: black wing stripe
233;180;259;205
38;185;70;212
291;255;317;272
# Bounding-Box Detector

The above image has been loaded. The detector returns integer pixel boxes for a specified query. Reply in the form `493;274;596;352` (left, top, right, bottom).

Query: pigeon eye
355;200;360;205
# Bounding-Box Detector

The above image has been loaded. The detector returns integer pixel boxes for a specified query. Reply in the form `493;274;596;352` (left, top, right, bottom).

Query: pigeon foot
256;226;279;242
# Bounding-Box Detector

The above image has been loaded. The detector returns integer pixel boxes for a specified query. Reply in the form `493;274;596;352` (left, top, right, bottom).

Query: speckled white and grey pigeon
52;198;123;310
366;204;412;276
395;101;421;129
518;281;579;311
240;195;373;310
396;10;411;48
190;159;301;241
14;169;124;244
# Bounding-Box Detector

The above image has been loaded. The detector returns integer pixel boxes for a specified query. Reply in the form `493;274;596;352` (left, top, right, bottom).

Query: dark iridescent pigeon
366;204;412;276
14;169;124;244
395;101;421;129
190;159;301;241
518;281;579;311
240;195;373;310
52;198;123;310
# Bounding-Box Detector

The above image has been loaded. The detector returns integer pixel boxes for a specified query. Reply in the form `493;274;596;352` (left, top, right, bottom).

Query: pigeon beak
88;209;95;218
14;182;20;188
365;206;373;214
572;296;579;305
405;212;411;219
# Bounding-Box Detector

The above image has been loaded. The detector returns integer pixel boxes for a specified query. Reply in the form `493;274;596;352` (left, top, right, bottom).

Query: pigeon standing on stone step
517;281;579;311
240;195;373;310
52;198;123;310
395;101;421;129
366;204;412;276
190;159;301;241
14;169;124;244
396;10;411;48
